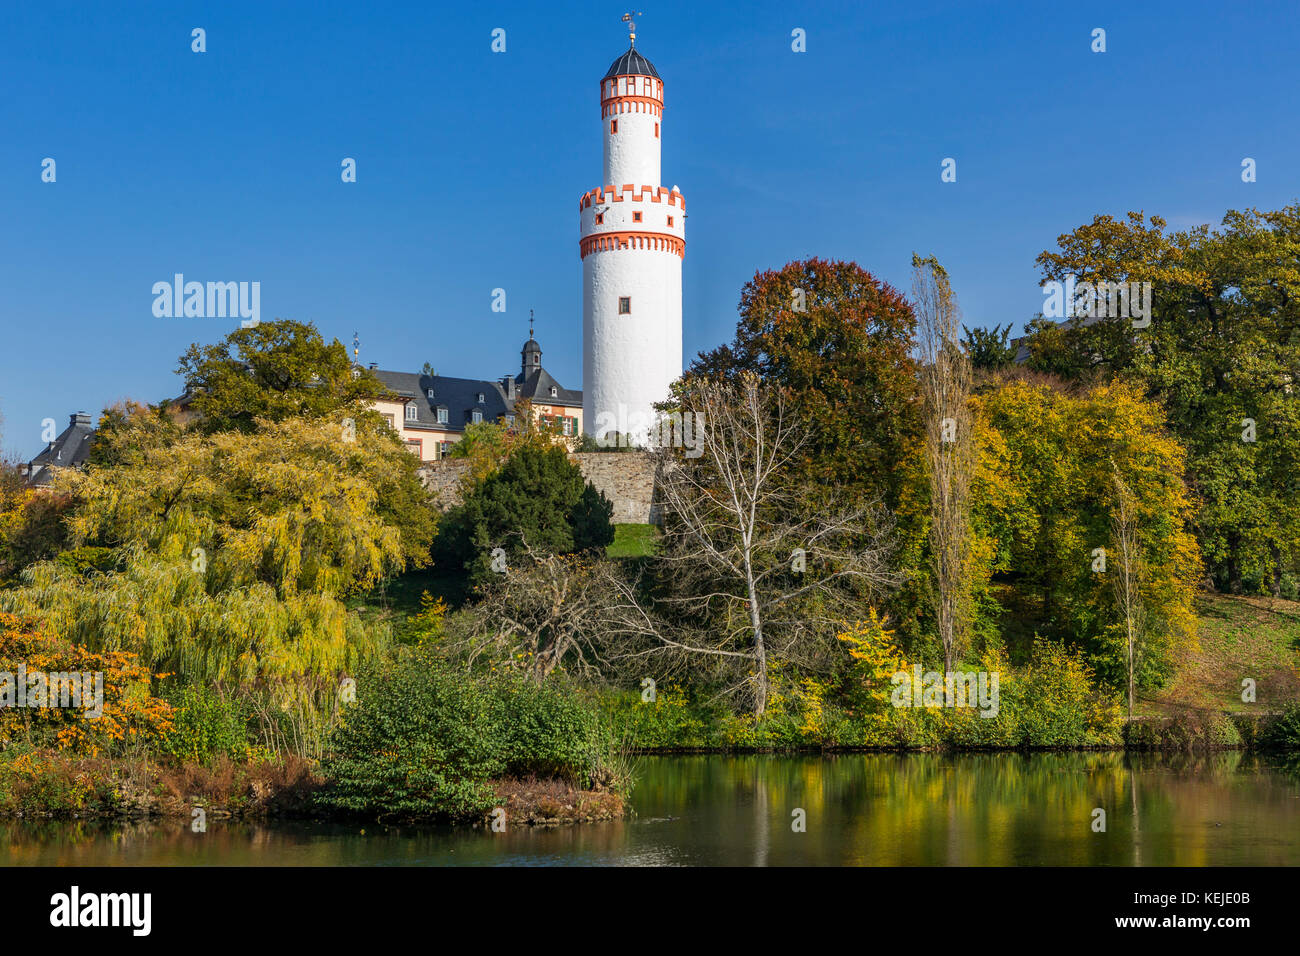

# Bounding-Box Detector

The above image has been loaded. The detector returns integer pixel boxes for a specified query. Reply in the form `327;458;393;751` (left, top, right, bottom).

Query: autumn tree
685;258;920;506
1032;206;1300;594
175;319;387;434
913;254;974;673
971;379;1201;689
0;414;435;693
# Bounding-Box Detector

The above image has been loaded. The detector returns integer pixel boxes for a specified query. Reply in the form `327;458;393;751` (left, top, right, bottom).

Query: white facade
580;48;684;444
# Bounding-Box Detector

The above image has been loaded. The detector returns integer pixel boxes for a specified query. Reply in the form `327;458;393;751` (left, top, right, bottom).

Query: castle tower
579;24;684;444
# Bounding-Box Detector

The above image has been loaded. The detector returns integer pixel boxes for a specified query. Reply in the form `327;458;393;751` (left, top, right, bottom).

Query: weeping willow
0;416;409;697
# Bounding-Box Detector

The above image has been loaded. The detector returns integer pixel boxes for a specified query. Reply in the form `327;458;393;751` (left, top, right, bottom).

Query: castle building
365;330;582;462
578;30;684;443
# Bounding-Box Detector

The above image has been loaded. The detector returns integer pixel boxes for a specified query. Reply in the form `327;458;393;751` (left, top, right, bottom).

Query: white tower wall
581;51;684;445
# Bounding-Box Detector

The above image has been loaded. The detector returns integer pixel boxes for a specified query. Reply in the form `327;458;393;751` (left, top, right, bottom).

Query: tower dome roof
603;47;660;79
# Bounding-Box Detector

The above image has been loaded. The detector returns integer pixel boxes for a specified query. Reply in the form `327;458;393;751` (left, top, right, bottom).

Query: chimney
72;411;92;427
503;376;516;401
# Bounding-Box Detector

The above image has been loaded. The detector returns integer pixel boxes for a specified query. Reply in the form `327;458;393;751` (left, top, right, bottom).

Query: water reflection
2;752;1297;866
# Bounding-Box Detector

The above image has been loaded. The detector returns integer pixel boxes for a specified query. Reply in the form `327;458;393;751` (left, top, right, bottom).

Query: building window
667;216;673;226
505;414;516;426
610;119;618;134
633;211;642;223
405;404;418;422
563;417;574;436
618;296;631;315
383;413;395;429
436;406;448;424
439;440;451;458
404;439;422;457
471;410;483;424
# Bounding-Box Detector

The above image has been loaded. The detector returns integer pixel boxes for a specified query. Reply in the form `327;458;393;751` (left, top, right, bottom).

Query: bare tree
449;543;632;685
649;373;902;716
913;254;974;674
1110;466;1144;720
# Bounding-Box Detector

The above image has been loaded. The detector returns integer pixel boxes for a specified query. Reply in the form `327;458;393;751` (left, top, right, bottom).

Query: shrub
0;611;173;757
1261;704;1300;751
497;676;605;784
316;651;615;821
158;684;252;765
317;651;505;821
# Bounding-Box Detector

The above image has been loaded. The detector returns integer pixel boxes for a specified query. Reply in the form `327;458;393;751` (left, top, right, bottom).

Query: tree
1110;467;1144;720
961;322;1018;372
914;254;974;673
436;445;614;587
970;379;1201;688
685;258;920;505
1033;206;1300;593
0;414;433;691
175;319;387;434
650;374;902;716
447;399;565;488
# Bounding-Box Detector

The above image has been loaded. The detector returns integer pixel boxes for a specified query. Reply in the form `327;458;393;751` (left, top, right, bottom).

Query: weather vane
529;308;535;339
352;331;359;360
622;12;643;46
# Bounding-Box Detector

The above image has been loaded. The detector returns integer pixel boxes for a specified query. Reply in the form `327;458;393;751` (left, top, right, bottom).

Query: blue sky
2;0;1297;459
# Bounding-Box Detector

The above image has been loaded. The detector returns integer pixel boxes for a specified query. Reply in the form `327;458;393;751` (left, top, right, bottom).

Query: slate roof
517;367;582;406
604;47;660;79
372;363;582;434
25;413;95;486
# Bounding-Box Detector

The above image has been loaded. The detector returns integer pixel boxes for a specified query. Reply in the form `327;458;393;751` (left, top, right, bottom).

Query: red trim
579;230;685;259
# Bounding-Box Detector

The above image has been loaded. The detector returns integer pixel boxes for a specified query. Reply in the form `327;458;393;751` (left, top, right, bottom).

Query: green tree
961;322;1018;372
176;319;387;434
436;445;614;587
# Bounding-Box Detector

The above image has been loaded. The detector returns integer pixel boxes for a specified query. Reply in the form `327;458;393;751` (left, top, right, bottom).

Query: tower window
595;213;603;225
667;216;674;227
618;297;631;315
633;211;642;223
654;122;659;138
610;119;618;134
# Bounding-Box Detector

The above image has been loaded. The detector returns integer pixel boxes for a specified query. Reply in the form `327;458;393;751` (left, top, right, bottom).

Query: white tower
580;20;684;444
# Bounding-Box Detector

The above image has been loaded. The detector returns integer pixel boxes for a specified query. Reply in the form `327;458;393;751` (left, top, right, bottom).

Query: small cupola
521;309;542;374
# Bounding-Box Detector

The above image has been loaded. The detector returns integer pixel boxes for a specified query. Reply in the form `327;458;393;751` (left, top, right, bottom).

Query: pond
3;752;1298;866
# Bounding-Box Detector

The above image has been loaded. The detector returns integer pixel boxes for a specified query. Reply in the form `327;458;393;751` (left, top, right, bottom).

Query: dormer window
470;410;483;425
405;404;418;422
550;386;558;397
477;392;485;404
436;406;448;424
427;388;435;399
